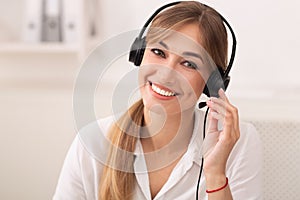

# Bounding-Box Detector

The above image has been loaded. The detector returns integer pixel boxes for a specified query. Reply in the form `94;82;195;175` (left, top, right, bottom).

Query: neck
141;106;195;152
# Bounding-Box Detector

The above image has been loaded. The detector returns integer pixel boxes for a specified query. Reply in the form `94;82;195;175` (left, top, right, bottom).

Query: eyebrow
159;41;203;62
159;41;169;49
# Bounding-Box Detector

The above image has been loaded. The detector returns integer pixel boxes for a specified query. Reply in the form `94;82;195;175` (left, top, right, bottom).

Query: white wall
0;0;24;42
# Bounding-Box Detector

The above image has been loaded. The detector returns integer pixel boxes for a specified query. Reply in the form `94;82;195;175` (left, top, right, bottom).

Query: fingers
218;89;240;140
206;89;240;141
207;110;218;132
202;90;240;176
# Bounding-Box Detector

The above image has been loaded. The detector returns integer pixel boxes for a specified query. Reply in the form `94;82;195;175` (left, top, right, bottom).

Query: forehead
149;23;206;57
174;23;203;45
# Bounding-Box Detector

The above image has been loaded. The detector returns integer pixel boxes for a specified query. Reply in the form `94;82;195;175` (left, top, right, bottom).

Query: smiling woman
140;23;206;115
53;2;263;200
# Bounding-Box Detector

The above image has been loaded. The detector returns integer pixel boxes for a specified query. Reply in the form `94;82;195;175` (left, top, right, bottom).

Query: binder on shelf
22;0;43;43
87;0;98;37
62;0;80;43
41;0;62;42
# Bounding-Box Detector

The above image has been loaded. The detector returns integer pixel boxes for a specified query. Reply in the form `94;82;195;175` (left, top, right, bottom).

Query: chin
143;98;194;117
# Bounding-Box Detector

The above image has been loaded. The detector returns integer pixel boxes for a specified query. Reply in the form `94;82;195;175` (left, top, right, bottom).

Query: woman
53;1;262;200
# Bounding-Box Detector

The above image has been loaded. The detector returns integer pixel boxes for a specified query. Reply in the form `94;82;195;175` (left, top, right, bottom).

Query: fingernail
219;88;225;96
210;97;218;102
210;111;221;120
210;111;218;117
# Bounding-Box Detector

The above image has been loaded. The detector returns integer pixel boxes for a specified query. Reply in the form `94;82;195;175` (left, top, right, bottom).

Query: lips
149;81;176;97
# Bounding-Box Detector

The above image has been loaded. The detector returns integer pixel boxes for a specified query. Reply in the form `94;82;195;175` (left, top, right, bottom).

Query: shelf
0;42;80;54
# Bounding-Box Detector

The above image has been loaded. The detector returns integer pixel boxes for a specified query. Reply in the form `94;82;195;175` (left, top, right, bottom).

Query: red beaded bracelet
206;177;229;194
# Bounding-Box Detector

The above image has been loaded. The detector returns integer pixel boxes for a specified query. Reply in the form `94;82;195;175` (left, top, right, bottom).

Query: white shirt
53;109;263;200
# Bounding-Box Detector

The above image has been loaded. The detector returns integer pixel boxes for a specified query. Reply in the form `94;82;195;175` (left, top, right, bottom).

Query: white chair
250;120;300;200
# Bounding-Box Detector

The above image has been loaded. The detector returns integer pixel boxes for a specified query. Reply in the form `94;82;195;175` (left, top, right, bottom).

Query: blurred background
0;0;299;199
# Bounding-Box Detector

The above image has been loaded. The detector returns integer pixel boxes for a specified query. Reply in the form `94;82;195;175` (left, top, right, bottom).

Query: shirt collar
133;108;207;166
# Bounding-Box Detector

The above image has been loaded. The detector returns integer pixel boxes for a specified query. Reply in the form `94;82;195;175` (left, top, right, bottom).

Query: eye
151;48;166;58
181;60;198;70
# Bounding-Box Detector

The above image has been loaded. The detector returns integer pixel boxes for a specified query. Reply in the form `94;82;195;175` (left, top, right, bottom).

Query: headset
128;1;237;99
128;2;237;199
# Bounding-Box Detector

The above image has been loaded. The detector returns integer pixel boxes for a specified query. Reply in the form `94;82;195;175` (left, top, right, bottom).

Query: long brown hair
99;2;228;199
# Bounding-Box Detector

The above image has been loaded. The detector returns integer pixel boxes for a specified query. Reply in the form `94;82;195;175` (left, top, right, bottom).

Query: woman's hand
203;88;240;189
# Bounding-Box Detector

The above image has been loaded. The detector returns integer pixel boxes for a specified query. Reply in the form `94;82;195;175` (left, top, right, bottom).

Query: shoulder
77;115;118;162
53;116;117;200
228;121;263;162
227;120;263;176
79;115;116;138
238;121;262;149
226;121;263;199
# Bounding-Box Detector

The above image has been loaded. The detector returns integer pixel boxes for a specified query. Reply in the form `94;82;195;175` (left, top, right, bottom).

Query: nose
158;55;178;84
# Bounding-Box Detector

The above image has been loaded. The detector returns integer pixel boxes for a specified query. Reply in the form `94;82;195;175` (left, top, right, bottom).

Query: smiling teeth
151;83;175;97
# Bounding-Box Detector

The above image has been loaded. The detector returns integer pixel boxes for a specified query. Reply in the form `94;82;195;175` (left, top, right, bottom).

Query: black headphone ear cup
129;37;146;66
203;69;230;97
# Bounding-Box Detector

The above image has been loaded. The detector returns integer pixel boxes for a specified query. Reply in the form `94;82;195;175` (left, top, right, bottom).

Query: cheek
140;49;151;65
138;70;144;86
138;66;154;96
138;50;153;84
190;75;206;98
138;65;151;86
